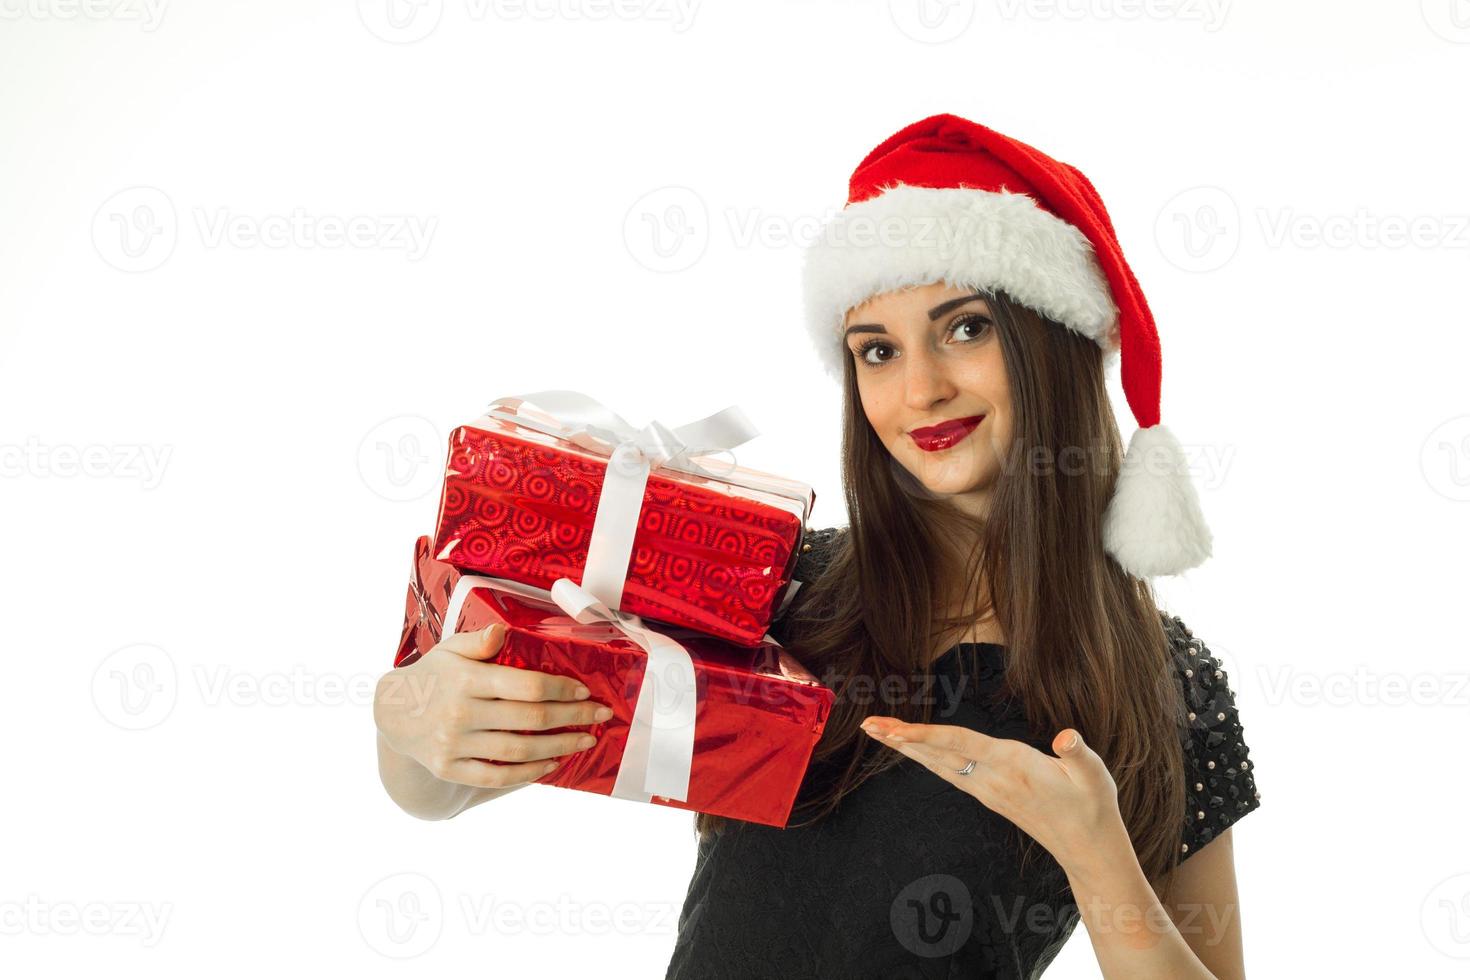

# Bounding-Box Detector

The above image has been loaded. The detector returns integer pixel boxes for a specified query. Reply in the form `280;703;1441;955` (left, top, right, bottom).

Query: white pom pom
1102;424;1213;577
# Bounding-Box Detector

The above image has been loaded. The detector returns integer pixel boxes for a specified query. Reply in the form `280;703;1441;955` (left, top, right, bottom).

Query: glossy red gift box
431;407;814;647
395;535;834;829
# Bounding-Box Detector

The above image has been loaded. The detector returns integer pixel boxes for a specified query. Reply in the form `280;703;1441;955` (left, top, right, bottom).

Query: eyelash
851;314;994;367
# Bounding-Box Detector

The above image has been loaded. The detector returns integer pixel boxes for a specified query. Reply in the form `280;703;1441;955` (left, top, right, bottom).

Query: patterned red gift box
431;395;815;648
395;535;834;829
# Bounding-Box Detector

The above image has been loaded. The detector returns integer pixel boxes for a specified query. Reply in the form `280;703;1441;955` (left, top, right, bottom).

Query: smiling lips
908;415;985;452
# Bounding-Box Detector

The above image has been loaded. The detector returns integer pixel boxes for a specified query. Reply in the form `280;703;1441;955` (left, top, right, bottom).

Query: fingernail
574;685;591;699
543;761;558;774
578;735;596;749
594;706;613;722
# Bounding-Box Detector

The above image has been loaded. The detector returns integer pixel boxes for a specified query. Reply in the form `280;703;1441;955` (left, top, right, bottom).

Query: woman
664;114;1260;978
373;113;1262;979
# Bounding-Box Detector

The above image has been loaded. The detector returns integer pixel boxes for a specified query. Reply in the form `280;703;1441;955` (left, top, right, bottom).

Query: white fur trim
1102;424;1212;577
801;183;1120;380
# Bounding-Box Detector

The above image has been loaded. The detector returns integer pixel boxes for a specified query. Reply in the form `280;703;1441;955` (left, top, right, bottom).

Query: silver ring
955;759;976;776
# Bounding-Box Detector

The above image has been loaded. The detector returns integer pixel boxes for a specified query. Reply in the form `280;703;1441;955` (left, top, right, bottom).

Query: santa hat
800;112;1211;578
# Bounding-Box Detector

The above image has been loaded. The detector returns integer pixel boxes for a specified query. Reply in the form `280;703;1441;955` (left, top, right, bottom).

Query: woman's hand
859;716;1133;878
375;622;613;790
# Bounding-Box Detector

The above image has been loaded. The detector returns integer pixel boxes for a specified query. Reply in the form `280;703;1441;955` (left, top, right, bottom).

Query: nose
901;346;958;411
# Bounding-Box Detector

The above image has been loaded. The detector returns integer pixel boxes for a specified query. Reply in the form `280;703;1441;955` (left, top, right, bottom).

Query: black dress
665;526;1262;980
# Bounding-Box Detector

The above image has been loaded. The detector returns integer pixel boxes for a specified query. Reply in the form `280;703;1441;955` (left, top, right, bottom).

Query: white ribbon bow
481;390;765;611
441;572;698;804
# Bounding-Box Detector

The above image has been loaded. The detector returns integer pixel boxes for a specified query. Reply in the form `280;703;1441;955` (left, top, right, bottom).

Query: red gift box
395;534;834;829
431;393;815;648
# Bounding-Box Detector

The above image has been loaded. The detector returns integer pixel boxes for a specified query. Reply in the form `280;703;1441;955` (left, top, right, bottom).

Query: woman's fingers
462;661;591;703
456;729;597;766
860;720;992;797
866;726;975;775
863;719;1111;797
859;719;1049;809
434;625;593;703
436;622;508;661
438;757;558;790
1051;729;1113;788
862;718;1001;766
469;696;612;732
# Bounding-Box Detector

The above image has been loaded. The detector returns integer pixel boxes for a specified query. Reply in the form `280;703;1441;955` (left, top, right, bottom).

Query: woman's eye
951;314;993;342
854;342;894;365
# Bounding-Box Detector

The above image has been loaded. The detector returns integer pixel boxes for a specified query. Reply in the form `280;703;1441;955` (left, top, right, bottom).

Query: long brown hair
694;286;1190;896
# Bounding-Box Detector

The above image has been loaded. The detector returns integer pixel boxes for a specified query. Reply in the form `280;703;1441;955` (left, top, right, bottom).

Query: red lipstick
908;415;984;452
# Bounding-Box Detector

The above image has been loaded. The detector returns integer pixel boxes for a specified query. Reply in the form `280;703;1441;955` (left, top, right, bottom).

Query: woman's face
844;281;1014;516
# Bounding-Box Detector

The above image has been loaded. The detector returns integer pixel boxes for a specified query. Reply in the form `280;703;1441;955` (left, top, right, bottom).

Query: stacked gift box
391;391;833;828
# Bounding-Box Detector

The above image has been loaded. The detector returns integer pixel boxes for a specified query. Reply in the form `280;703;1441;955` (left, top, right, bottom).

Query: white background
3;1;1469;975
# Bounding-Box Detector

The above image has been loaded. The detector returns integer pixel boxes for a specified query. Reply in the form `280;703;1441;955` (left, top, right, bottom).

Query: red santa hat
801;112;1211;578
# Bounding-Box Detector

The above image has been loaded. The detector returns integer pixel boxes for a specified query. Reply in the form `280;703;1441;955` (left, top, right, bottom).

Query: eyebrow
842;292;990;338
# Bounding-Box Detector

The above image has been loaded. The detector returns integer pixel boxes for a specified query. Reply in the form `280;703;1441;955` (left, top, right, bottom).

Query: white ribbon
441;571;698;804
477;390;811;612
482;393;752;614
